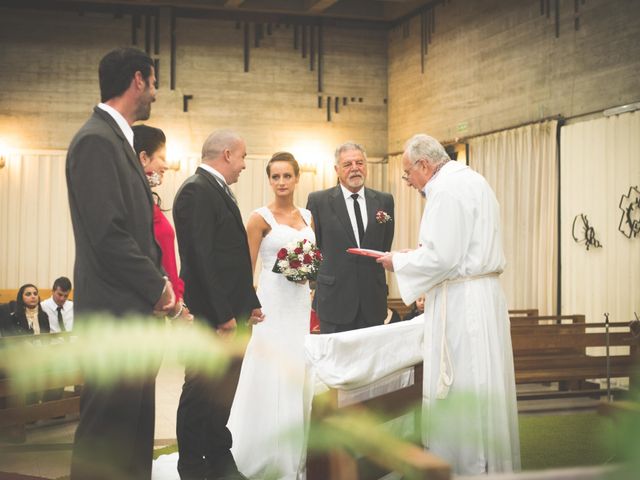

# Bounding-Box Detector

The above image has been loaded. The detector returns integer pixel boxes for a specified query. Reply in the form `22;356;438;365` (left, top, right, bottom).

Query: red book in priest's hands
346;248;386;258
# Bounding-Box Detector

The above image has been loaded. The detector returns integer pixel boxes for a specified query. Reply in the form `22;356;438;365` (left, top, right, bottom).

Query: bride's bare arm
246;213;270;279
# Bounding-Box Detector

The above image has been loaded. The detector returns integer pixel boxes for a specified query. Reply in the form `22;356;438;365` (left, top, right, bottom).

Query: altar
304;316;450;480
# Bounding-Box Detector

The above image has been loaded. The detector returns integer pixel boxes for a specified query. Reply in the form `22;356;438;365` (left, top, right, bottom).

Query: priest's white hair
404;134;450;166
201;129;242;161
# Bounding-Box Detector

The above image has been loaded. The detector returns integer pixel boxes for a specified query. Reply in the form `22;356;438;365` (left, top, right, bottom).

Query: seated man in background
41;277;74;333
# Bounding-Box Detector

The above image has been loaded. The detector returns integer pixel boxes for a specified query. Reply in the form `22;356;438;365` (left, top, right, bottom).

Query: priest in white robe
378;134;520;475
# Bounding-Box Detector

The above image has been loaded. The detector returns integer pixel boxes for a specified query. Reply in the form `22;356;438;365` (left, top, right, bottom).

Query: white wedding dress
227;206;315;480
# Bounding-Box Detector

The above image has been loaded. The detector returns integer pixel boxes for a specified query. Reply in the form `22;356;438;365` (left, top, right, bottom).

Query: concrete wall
0;7;388;160
387;0;640;151
3;0;638;159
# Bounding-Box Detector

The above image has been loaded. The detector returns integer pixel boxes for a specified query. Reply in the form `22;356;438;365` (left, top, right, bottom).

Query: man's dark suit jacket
172;166;261;478
307;185;394;328
173;167;260;327
65;106;165;480
66;107;165;317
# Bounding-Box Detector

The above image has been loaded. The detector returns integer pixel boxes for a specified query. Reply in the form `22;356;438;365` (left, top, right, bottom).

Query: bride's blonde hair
266;151;300;177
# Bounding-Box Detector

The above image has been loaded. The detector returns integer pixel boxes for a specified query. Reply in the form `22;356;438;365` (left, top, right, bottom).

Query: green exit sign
457;122;468;132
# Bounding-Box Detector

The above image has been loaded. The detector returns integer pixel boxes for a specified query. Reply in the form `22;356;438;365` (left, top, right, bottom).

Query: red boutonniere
375;210;392;224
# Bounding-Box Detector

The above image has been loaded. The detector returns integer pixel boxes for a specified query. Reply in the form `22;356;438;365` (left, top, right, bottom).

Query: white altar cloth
304;315;424;392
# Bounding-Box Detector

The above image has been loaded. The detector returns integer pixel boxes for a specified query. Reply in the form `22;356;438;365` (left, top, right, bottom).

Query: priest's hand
377;252;395;272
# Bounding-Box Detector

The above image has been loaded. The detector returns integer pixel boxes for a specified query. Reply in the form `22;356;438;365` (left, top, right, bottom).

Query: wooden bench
0;333;82;441
510;315;639;400
387;298;412;319
388;297;540;322
308;363;451;480
509;309;539;317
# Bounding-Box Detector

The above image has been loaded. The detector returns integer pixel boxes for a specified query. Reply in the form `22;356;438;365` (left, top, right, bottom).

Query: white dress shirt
199;163;227;186
198;163;237;200
41;297;74;333
340;184;368;247
97;102;135;151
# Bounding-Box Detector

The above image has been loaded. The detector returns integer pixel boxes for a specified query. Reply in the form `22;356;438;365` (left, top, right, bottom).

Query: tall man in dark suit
307;142;394;333
173;130;263;480
66;48;175;479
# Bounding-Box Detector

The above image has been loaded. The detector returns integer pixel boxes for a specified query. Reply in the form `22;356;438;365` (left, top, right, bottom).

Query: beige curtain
0;151;387;288
560;112;640;324
0;150;74;289
469;121;558;314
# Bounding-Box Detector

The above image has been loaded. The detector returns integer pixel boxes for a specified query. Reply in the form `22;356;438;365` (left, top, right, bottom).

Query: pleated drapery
469;121;559;315
0;150;387;289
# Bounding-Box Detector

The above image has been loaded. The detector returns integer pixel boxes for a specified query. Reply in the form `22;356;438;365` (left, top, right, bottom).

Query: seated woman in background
132;125;190;323
7;284;49;336
403;294;425;321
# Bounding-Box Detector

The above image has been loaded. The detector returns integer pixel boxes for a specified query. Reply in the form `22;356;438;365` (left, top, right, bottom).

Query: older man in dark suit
307;142;395;333
66;47;175;480
173;130;263;480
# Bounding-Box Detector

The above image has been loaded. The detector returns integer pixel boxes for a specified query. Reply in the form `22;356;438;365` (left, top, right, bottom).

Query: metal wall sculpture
572;213;602;250
618;186;640;239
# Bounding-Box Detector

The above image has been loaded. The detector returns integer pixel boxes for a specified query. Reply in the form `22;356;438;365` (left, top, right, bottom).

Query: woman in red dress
133;125;189;322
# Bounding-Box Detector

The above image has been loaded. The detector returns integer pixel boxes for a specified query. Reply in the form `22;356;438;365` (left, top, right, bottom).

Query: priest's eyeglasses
401;161;421;182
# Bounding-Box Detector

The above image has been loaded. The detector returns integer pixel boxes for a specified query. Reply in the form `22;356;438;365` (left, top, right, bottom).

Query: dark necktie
351;193;365;245
57;306;66;332
219;179;237;204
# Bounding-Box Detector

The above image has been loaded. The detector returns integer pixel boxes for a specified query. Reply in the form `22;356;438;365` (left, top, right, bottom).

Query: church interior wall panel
0;8;388;158
387;0;640;151
560;112;640;327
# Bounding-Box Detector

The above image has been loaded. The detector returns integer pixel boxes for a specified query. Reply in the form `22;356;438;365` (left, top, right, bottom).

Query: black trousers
319;303;381;334
70;376;158;480
176;357;243;480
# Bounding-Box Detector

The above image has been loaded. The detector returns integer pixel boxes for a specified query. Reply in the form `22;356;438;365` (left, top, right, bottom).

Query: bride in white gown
227;152;315;480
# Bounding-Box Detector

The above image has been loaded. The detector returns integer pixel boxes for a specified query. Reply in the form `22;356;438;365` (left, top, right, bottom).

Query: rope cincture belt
430;272;500;400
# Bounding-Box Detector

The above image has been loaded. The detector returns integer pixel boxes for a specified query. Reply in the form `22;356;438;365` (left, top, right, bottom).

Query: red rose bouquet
273;238;323;282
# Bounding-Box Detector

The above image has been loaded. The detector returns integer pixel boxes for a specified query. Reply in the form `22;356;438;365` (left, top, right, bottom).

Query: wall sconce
167;159;181;171
0;140;8;169
166;140;186;171
288;140;332;175
300;163;317;174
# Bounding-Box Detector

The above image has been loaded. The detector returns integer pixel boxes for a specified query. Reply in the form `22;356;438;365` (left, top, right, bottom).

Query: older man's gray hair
334;141;367;165
201;130;242;161
404;134;450;166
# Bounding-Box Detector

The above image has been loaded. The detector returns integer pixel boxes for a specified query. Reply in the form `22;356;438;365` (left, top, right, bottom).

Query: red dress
153;203;184;302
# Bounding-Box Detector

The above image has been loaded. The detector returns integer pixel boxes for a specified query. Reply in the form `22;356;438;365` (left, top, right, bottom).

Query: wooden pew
510;315;639;400
387;298;412;319
509;309;539;317
387;297;540;323
308;363;451;480
0;333;82;441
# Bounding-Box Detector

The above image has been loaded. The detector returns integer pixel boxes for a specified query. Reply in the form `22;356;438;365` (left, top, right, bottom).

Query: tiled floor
0;361;184;479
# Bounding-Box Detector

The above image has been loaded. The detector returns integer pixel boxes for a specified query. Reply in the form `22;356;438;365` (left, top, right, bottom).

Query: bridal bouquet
273;239;323;282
